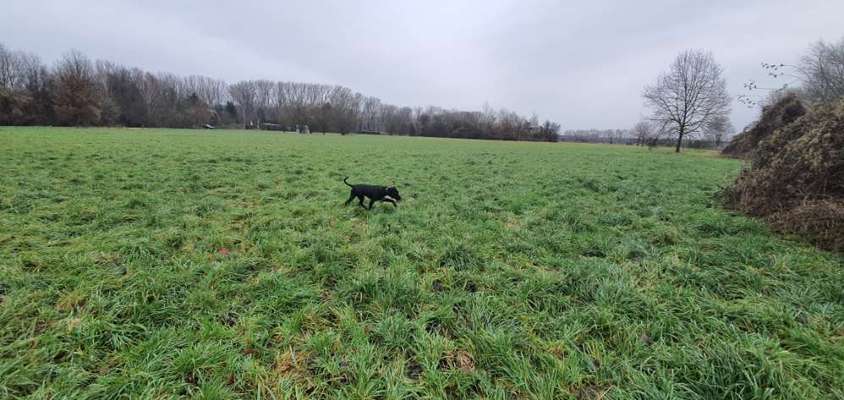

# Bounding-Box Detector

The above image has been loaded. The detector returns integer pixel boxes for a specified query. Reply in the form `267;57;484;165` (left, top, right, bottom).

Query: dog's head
386;186;402;201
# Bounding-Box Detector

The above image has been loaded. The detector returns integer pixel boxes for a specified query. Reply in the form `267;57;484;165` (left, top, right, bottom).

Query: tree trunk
675;126;684;153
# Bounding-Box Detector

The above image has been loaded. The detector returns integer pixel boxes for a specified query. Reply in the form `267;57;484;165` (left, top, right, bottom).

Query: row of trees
0;47;227;128
559;125;728;148
0;43;560;141
559;129;632;144
227;80;559;140
629;113;733;149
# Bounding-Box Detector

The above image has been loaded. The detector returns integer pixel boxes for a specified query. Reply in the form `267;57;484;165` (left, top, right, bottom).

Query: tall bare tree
182;75;228;107
53;50;103;126
0;44;31;90
800;37;844;103
643;50;731;152
229;80;257;128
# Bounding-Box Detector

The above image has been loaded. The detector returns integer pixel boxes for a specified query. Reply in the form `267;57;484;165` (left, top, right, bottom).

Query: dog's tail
343;176;353;187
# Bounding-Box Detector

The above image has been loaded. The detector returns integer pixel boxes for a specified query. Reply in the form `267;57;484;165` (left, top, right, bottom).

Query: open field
1;127;842;399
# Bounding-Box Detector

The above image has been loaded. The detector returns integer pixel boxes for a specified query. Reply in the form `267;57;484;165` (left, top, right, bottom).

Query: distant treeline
0;43;560;141
560;129;725;149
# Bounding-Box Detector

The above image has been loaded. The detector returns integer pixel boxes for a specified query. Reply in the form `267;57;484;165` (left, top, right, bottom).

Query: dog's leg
368;198;375;210
344;192;355;206
358;195;367;209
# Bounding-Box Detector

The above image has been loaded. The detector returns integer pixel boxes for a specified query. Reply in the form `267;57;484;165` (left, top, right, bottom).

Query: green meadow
0;127;842;399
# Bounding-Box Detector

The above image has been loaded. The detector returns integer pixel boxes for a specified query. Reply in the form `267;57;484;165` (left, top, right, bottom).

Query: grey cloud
2;0;842;130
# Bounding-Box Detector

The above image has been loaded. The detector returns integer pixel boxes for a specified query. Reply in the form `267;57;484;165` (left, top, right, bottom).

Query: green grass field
1;127;842;399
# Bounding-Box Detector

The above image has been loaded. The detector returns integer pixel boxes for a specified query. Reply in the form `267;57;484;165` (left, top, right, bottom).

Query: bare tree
0;44;33;90
799;37;844;103
703;114;733;148
182;75;228;107
328;86;359;134
643;50;731;152
359;96;382;131
480;102;496;133
53;50;103;126
0;44;45;124
253;79;277;124
0;43;11;89
539;120;561;141
631;120;653;146
229;80;257;128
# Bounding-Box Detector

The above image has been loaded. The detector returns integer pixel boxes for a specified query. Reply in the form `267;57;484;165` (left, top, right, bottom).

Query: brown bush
723;98;844;251
721;93;806;158
768;200;844;251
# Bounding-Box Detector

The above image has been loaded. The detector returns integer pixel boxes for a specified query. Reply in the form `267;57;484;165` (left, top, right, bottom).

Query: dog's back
345;177;384;195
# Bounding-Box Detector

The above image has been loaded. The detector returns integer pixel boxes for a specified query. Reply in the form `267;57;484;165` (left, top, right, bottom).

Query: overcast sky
2;0;842;130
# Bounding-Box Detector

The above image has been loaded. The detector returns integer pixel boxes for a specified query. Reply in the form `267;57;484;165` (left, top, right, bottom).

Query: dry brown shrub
722;93;807;158
768;200;844;251
723;98;844;251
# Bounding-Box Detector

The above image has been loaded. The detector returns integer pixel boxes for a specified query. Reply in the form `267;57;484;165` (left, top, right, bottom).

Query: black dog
343;177;401;209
